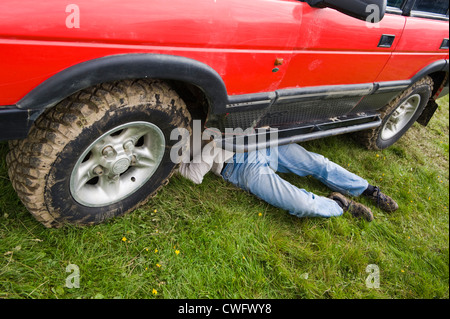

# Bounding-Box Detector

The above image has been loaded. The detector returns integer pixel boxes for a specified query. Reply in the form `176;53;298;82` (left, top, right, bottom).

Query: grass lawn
0;96;448;299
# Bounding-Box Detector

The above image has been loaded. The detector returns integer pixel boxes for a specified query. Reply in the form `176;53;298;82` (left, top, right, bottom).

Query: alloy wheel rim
70;121;165;207
381;94;421;141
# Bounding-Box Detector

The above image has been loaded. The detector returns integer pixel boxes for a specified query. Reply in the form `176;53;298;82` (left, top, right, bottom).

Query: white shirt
178;141;234;184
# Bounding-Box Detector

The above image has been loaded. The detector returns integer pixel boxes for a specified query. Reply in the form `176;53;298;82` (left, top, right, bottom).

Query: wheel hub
111;158;131;175
100;145;133;176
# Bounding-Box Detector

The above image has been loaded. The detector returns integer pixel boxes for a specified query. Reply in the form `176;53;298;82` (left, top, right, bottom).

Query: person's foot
363;186;399;212
329;192;374;222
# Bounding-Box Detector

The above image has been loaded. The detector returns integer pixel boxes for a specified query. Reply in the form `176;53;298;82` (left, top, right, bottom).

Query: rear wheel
7;80;191;227
357;76;433;150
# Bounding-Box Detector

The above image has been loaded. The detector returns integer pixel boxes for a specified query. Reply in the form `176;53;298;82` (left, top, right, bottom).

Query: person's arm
178;154;214;184
178;141;216;184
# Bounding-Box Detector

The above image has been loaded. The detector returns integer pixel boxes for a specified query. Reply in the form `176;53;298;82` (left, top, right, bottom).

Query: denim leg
268;144;368;197
222;155;343;219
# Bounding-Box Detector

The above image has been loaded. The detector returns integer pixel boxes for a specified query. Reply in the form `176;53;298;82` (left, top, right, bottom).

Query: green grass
0;96;448;299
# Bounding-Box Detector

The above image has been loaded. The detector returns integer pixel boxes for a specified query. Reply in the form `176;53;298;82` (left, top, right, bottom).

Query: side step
215;114;382;153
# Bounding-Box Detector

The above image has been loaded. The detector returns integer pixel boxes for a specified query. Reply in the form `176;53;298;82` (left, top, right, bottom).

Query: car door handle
440;38;449;50
378;34;396;48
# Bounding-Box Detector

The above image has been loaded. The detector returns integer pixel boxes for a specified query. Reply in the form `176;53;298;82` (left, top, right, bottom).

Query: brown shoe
364;186;399;212
328;192;374;222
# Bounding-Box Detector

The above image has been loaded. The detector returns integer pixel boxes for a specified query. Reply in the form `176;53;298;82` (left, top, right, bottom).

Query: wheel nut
124;140;135;152
93;165;104;176
102;146;115;158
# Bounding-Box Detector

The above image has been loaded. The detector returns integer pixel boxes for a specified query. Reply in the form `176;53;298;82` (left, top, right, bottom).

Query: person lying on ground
178;141;398;222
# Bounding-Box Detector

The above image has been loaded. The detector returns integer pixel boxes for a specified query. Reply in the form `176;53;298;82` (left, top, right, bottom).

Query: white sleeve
177;141;232;184
178;161;213;184
178;141;215;184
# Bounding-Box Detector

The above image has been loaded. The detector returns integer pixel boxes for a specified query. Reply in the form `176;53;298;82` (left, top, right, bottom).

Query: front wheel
7;80;191;227
357;76;433;150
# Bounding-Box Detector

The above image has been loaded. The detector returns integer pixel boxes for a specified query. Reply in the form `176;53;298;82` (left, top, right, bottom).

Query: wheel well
167;80;210;124
22;78;211;141
428;71;448;98
416;72;446;127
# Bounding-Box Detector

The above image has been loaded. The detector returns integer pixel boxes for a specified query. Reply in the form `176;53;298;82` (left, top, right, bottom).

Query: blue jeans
221;144;368;218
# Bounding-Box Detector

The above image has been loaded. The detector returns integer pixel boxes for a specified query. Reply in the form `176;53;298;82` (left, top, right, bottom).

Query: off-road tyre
356;76;433;150
6;79;191;228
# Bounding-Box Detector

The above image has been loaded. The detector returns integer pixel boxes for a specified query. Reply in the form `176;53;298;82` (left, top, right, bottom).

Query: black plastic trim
275;83;374;102
0;107;37;141
410;59;448;84
440;39;450;50
17;53;229;114
226;92;276;111
376;81;410;92
225;83;375;114
401;0;416;16
378;34;396;48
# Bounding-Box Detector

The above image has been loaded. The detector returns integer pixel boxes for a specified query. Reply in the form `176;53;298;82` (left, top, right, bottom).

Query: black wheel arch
16;53;229;118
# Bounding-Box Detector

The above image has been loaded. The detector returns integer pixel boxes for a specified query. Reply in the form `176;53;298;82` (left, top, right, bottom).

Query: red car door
375;0;449;84
280;1;407;88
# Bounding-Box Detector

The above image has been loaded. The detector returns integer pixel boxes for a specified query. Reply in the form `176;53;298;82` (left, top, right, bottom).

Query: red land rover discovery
0;0;448;227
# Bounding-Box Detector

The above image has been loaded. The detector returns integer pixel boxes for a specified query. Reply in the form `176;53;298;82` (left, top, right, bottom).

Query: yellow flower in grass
156;263;162;268
152;289;158;295
122;237;127;242
175;250;180;255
